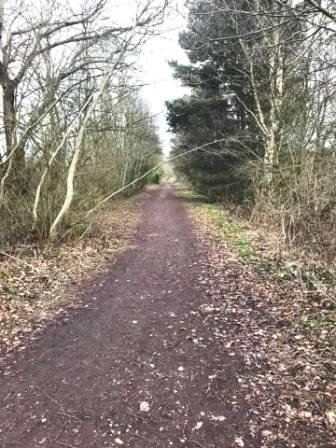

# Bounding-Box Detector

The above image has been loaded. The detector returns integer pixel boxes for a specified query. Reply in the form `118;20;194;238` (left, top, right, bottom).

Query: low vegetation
0;0;169;355
149;167;165;185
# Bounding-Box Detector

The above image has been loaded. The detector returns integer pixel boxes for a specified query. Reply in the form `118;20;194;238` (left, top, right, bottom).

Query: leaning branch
67;138;227;231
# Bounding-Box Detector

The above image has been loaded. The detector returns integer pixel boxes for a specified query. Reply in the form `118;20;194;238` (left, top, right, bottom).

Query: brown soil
0;183;260;448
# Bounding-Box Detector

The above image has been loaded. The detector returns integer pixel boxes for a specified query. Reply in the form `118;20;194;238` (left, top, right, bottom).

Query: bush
149;168;164;184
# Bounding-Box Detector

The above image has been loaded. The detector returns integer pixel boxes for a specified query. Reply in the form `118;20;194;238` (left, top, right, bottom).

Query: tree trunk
264;132;277;185
2;80;25;188
263;27;284;184
49;45;129;240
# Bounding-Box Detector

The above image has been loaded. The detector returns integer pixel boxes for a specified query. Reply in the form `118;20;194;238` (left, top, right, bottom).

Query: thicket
167;0;336;265
0;0;166;248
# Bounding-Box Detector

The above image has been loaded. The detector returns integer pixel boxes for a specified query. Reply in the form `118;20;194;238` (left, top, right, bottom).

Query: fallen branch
56;441;75;448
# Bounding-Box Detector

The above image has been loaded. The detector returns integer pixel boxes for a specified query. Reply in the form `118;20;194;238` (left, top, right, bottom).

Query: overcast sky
75;0;190;154
27;0;189;155
138;4;190;154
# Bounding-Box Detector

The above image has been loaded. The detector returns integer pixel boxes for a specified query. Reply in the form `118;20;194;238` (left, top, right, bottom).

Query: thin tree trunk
49;45;129;240
32;126;74;223
263;28;284;184
2;80;25;185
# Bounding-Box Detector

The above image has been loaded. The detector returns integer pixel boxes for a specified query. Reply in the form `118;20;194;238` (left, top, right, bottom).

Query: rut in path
0;183;258;448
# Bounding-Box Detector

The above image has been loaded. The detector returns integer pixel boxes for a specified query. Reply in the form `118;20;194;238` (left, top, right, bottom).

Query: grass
195;201;334;295
187;188;336;384
199;203;254;258
175;188;208;203
307;315;333;328
235;238;254;257
67;223;88;239
195;201;336;293
185;189;336;316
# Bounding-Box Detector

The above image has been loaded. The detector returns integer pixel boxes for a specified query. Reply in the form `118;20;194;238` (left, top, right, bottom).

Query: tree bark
263;27;284;185
49;45;129;240
2;79;25;188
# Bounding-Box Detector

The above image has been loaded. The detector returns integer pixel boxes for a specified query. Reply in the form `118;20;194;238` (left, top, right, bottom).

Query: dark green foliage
166;1;261;202
166;0;306;203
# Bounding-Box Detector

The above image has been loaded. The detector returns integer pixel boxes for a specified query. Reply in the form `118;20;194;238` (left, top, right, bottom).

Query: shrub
149;168;164;184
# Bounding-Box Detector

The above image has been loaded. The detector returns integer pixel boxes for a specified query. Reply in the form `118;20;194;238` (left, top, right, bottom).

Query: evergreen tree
167;0;305;199
166;0;260;200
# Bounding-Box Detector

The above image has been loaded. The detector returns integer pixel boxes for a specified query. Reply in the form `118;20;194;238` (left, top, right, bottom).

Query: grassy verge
190;198;336;328
188;193;335;292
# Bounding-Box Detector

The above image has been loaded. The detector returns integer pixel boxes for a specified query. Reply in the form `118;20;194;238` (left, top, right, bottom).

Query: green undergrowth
306;315;333;328
173;183;209;202
149;168;164;184
194;202;336;296
200;204;254;259
177;182;335;298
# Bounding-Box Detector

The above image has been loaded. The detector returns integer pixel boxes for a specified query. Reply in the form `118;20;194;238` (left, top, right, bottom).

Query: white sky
106;0;190;153
2;0;189;155
137;4;189;154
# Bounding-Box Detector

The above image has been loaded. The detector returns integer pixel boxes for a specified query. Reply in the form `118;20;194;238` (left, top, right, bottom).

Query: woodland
0;0;165;246
0;3;335;446
168;0;336;267
2;0;336;267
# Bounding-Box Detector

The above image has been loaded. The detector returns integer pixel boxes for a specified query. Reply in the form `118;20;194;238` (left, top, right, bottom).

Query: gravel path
0;183;257;448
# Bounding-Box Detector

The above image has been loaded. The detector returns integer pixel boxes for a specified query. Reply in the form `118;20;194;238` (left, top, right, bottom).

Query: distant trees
0;0;166;245
168;0;336;261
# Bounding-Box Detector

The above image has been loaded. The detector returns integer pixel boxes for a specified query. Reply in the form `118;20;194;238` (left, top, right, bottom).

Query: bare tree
0;0;165;190
0;0;169;245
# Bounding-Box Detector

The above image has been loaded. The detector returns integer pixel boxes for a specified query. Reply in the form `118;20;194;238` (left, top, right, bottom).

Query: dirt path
0;183;258;448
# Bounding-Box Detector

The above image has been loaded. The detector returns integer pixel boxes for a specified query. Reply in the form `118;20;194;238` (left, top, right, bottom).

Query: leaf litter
0;193;147;358
189;201;336;448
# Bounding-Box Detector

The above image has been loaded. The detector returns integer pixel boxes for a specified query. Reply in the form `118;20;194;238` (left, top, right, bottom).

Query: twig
126;409;172;424
40;390;83;422
126;410;147;421
75;307;99;311
190;440;210;448
0;250;40;273
129;431;150;441
57;411;83;422
56;441;75;448
41;392;63;408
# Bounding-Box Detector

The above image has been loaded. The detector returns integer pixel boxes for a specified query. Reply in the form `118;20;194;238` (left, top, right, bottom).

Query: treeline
167;0;336;262
0;0;166;247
